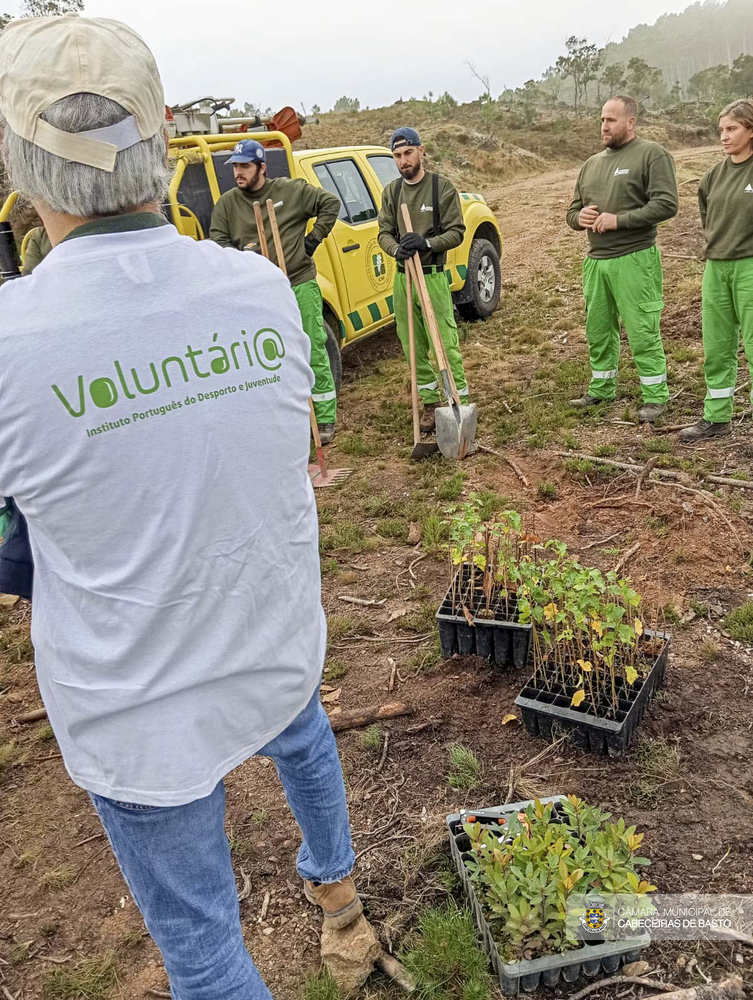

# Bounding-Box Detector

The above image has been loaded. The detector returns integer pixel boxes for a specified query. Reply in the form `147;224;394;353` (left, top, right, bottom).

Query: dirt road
488;144;720;283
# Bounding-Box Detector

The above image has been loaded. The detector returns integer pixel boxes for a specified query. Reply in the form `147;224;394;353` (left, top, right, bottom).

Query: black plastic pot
446;797;651;995
514;631;670;758
436;567;532;668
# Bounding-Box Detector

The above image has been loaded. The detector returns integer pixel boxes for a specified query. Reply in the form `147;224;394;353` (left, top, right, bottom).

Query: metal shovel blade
435;402;478;461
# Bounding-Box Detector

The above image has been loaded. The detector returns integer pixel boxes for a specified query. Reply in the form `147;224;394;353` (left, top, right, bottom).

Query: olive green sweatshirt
22;226;52;275
698;153;753;260
566;138;678;259
377;171;465;267
209;176;340;286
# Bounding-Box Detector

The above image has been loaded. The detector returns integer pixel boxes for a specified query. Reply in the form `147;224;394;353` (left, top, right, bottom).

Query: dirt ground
2;142;753;1000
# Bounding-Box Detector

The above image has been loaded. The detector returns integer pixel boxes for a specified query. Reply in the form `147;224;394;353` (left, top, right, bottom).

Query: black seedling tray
514;632;670;758
436;567;532;668
446;797;650;995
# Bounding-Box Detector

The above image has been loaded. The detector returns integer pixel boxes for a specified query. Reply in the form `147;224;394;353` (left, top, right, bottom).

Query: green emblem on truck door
365;237;392;293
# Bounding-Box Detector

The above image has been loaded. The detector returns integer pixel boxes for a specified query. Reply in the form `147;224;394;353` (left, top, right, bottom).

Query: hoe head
435;402;478;461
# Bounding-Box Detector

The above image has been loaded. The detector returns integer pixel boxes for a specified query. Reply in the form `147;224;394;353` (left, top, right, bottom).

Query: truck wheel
458;238;500;320
323;313;343;392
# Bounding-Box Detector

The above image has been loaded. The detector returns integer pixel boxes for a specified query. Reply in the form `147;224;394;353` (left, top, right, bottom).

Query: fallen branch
338;595;386;607
579;531;621;551
570;976;742;1000
651;423;697;435
2;912;40;921
145;991;172;999
569;976;678;1000
237;868;251;902
554;452;689;483
258;890;270;921
706;475;753;491
377;731;390;772
73;833;104;849
15;707;47;724
636;456;659;498
376;951;416;993
478;445;530;488
330;703;414;733
665;252;701;260
614;541;642;575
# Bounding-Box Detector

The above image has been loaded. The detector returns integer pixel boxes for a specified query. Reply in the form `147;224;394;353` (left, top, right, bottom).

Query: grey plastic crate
446;797;651;994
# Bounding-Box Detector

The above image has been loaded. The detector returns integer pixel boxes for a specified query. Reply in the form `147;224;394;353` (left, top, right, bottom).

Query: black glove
394;243;413;260
304;234;321;257
399;231;430;254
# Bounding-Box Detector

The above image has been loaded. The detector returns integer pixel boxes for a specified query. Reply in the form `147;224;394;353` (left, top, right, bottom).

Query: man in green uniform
566;96;678;423
377;126;468;433
210;139;341;443
21;226;51;274
680;99;753;442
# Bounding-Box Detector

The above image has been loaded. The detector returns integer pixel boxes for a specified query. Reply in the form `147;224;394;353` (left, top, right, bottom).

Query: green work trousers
701;258;753;423
393;268;468;405
293;278;337;424
582;245;669;404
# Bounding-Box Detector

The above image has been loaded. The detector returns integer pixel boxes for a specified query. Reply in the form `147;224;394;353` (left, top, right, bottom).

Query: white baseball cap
0;14;165;172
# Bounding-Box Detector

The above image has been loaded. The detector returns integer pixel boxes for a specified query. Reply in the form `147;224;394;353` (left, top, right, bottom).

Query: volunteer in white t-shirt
0;16;363;998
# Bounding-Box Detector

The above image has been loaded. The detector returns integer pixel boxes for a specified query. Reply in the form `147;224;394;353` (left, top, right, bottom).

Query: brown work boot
419;403;438;434
304;876;363;929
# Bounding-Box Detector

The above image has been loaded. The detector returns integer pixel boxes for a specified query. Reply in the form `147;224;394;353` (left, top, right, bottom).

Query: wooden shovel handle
253;201;269;259
400;204;460;407
405;267;422;447
266;199;287;277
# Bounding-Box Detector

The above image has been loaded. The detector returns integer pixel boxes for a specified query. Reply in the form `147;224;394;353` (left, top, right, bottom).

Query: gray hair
1;92;172;216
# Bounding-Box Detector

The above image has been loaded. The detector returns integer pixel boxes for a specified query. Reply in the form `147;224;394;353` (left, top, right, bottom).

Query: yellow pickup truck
166;131;502;388
1;129;502;389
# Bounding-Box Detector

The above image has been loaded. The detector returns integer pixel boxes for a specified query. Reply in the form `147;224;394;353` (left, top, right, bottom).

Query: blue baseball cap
227;139;266;165
390;127;421;151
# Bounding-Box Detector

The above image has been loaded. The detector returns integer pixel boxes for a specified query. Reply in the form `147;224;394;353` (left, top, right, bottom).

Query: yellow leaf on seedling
625;665;638;685
634;618;644;636
577;659;592;672
590;619;603;636
544;602;558;621
502;713;518;725
571;690;586;708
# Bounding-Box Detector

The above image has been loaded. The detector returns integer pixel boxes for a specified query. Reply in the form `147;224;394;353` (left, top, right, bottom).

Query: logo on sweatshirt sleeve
613;168;630;176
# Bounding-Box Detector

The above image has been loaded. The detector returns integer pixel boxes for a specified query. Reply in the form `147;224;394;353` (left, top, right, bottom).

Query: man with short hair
377;126;469;433
566;96;678;423
0;15;360;999
210;139;341;443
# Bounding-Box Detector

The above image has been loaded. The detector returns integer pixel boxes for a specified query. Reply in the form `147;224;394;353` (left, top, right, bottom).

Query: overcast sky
9;0;697;111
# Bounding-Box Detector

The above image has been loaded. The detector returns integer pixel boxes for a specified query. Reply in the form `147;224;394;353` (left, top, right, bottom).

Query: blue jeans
89;690;354;999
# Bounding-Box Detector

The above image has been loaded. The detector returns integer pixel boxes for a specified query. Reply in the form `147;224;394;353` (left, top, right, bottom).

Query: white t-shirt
0;222;325;805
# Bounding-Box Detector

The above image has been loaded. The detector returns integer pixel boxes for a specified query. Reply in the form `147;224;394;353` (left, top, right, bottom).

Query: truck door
309;157;396;341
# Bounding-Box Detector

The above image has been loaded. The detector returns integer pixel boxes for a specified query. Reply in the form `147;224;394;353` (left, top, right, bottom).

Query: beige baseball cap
0;14;165;172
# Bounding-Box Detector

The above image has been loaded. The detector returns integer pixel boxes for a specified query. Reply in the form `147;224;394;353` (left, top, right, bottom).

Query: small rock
677;955;687;969
407;522;421;545
682;502;694;514
735;954;744;965
0;593;19;608
692;854;704;861
262;927;274;936
623;961;651;977
268;856;279;863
